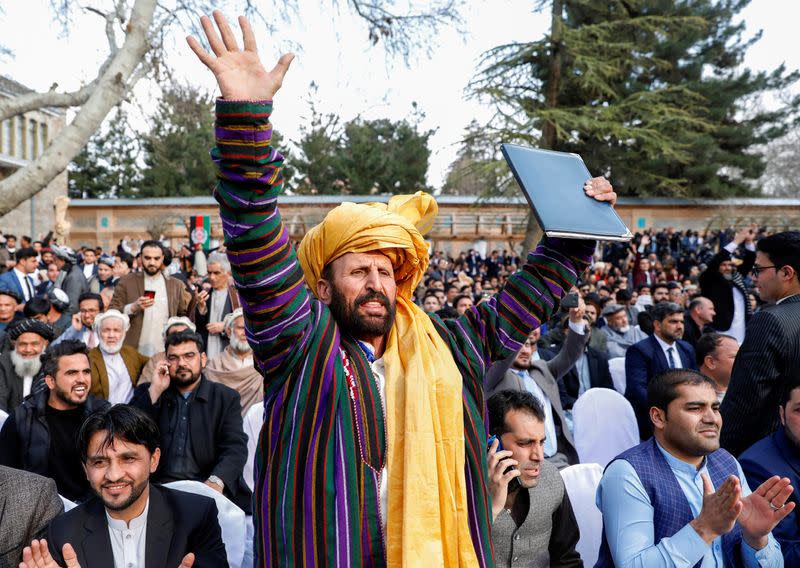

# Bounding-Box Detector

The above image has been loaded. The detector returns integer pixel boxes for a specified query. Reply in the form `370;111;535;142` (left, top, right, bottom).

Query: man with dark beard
130;330;251;514
0;340;108;502
186;12;618;566
0;319;53;412
30;404;226;568
109;241;192;356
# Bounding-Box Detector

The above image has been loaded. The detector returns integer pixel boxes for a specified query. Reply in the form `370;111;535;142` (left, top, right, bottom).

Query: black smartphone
561;292;580;309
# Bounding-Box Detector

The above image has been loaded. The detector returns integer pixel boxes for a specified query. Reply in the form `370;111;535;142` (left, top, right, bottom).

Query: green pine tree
471;0;799;198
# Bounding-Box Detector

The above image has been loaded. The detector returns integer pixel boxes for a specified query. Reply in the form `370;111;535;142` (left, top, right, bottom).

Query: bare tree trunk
524;0;563;253
0;0;156;217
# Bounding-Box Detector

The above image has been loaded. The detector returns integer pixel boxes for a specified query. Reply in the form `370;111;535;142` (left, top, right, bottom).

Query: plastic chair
59;494;77;512
163;480;246;568
0;408;7;430
608;357;626;394
573;388;638;468
560;463;604;567
243;402;264;493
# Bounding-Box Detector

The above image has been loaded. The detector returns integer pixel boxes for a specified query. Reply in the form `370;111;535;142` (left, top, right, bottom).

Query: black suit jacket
130;376;251;513
559;346;614;410
721;295;800;455
47;484;228;568
682;313;714;350
699;246;755;331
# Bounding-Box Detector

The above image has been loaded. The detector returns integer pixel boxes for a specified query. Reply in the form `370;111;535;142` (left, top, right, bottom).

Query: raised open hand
187;11;294;101
19;540;80;568
739;475;795;549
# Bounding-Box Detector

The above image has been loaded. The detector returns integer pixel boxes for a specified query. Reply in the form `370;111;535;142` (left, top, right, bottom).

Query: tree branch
0;0;157;217
0;81;99;121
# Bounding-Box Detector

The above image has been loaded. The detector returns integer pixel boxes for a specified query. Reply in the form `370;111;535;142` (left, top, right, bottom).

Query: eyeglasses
167;352;199;364
751;265;777;277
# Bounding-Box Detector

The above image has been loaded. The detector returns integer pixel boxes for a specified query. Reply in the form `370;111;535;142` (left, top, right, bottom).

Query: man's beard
99;339;123;355
143;264;161;276
722;272;733;281
329;286;396;339
10;350;42;377
609;324;630;334
170;366;202;388
100;477;149;512
229;335;252;354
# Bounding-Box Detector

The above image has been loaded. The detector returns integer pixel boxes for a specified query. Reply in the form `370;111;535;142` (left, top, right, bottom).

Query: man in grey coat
600;303;647;358
487;299;588;469
52;246;89;314
0;465;63;567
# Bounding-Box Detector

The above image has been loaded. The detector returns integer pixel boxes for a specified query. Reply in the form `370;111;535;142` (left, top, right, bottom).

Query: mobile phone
487;434;503;452
143;290;156;300
561;292;580;309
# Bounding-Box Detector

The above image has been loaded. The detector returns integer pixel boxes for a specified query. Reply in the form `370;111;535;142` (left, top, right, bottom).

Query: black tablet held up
501;143;633;242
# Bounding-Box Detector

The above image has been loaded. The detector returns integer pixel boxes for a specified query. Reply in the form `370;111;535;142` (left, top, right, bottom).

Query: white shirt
654;333;683;369
359;343;388;536
106;498;149;568
22;375;33;397
13;268;33;301
138;274;169;357
513;368;558;457
103;350;134;404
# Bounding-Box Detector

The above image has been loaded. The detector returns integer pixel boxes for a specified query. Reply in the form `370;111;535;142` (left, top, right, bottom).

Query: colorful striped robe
212;100;595;567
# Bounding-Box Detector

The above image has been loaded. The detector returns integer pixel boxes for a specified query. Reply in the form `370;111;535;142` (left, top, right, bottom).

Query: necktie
667;347;676;369
25;276;34;301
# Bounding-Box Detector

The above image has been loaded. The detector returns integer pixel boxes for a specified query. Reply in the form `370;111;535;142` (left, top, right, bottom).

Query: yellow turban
297;192;478;567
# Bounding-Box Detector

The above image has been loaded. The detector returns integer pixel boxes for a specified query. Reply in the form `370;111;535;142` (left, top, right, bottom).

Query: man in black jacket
0;319;53;413
0;340;108;501
699;225;756;345
26;404;227;568
130;330;251;513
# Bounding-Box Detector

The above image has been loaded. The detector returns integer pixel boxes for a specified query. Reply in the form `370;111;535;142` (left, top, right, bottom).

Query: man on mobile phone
487;390;581;567
110;241;192;356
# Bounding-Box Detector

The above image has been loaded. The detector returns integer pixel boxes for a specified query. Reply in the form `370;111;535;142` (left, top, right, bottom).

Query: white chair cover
163;480;246;568
59;494;77;512
608;357;626;394
0;408;7;430
243;402;264;493
560;463;604;567
573;388;639;468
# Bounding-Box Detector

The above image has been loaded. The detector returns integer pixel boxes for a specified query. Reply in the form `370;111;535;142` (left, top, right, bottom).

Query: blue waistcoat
595;438;743;567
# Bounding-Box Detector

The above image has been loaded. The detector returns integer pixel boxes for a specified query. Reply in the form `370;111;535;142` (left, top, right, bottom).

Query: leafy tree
442;120;509;196
472;0;799;199
68;106;141;198
139;84;217;197
293;100;433;195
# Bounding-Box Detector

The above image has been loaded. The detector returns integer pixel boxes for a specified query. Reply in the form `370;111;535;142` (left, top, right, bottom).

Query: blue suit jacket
739;428;800;565
625;334;697;438
0;270;26;299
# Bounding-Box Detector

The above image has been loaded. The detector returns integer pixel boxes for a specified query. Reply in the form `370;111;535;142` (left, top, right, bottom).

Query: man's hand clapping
690;474;742;545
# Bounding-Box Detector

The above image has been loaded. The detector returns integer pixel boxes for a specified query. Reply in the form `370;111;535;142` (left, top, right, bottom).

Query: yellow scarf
297;193;478;567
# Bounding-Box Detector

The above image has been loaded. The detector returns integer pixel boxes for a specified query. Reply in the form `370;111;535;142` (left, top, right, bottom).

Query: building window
39;122;48;154
2;118;13;156
15;116;25;159
28;119;37;159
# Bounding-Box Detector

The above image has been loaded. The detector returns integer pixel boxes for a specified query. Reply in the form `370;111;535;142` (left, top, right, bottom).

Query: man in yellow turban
189;11;617;567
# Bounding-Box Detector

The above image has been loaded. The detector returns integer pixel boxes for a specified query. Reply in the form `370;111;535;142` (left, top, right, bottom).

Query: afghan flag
189;215;211;250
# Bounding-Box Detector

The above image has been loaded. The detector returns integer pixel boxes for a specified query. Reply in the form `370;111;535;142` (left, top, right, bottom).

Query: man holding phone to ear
487;390;582;567
110;241;192;356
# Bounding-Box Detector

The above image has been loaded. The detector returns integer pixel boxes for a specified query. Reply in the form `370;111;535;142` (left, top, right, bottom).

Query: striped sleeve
212;99;313;395
446;237;594;372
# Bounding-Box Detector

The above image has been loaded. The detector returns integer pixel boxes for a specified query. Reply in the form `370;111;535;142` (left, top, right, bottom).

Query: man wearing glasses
130;329;251;514
721;231;800;456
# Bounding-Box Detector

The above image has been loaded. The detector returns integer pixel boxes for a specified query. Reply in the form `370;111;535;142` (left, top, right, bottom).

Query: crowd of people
2;11;800;568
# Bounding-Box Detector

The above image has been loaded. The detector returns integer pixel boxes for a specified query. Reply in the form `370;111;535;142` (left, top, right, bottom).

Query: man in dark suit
37;404;227;568
130;330;251;513
487;302;588;469
558;315;614;410
0;247;39;304
0;319;53;413
0;466;63;567
739;381;800;565
682;296;715;349
699;225;757;345
625;302;697;439
721;231;800;455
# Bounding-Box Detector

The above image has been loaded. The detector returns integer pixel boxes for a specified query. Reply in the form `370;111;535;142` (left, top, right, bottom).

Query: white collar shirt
106;497;149;568
654;333;683;369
